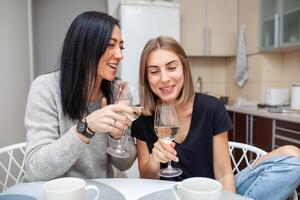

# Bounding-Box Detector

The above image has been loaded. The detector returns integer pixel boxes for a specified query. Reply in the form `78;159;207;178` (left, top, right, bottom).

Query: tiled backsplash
189;57;227;97
189;50;300;103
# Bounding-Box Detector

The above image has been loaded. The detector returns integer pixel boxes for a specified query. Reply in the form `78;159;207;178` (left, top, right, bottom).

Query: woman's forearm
139;153;161;179
26;128;86;181
216;173;236;193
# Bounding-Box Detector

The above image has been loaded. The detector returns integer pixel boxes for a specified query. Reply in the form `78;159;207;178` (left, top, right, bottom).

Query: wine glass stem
115;129;125;151
167;160;172;169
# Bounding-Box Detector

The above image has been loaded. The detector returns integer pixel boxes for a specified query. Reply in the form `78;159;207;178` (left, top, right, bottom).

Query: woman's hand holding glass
154;104;182;177
85;102;134;139
106;81;142;158
151;139;179;163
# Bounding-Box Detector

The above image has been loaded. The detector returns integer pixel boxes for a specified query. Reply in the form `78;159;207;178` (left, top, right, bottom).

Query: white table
96;178;175;199
2;178;250;200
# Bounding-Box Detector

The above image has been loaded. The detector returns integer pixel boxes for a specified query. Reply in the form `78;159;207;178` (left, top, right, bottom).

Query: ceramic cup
43;177;100;200
172;177;222;200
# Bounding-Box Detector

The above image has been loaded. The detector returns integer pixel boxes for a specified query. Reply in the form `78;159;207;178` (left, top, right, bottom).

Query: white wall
0;0;31;147
32;0;107;77
0;0;107;148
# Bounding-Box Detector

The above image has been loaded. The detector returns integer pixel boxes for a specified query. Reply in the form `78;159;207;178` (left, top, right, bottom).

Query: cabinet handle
249;115;253;145
246;115;249;144
203;28;208;55
208;27;211;55
203;0;208;55
274;13;280;47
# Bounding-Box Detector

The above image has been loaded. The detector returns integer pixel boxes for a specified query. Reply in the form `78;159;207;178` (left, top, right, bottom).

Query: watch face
76;120;86;133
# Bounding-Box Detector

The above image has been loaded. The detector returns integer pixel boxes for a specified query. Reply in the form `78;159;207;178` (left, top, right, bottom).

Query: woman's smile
160;85;176;95
147;49;184;104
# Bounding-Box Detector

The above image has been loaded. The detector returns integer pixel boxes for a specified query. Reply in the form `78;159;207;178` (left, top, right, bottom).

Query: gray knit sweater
23;71;136;182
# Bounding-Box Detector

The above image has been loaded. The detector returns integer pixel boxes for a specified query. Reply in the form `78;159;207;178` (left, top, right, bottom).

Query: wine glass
106;82;143;158
154;104;182;177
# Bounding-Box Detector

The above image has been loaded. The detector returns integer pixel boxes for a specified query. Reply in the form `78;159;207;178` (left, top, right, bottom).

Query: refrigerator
110;0;180;104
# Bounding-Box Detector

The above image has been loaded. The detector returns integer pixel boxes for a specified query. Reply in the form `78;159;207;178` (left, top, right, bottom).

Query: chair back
0;142;26;192
228;141;298;200
228;141;267;174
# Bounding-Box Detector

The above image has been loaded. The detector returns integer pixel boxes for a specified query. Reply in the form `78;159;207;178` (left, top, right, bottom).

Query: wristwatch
76;118;95;139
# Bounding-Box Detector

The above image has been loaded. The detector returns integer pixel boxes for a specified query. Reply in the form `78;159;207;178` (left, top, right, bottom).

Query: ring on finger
113;119;117;128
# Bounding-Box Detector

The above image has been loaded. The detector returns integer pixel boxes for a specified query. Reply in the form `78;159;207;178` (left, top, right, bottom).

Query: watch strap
80;129;95;139
76;118;95;139
84;118;96;134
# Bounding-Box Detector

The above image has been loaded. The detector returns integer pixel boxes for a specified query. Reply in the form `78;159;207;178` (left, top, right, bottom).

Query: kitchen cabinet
228;111;234;141
228;110;300;198
233;113;248;144
237;0;260;54
274;120;300;198
252;116;273;152
260;0;300;51
229;110;300;151
227;112;248;143
229;112;252;170
282;0;300;46
180;0;237;56
275;120;300;149
229;113;273;152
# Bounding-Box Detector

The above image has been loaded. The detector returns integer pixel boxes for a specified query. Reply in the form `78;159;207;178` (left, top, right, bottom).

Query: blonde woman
132;36;300;200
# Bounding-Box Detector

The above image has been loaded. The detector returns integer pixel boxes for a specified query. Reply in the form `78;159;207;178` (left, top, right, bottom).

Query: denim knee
235;155;300;200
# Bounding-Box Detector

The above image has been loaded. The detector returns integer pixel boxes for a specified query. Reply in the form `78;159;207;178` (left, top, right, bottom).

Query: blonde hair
139;36;194;115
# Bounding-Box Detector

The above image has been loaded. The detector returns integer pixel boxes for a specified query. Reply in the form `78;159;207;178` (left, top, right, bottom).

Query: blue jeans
235;155;300;200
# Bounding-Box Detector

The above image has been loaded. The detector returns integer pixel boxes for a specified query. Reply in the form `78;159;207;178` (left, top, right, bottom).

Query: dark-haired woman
23;11;136;181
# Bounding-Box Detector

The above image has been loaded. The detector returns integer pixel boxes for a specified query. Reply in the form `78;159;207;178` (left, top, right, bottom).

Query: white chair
0;142;26;192
229;141;298;200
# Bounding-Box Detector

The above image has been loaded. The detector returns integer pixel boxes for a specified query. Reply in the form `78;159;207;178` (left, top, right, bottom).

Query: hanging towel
235;24;248;87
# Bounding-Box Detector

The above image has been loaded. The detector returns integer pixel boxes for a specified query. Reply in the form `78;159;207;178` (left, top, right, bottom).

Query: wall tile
226;57;235;83
212;83;226;96
189;57;212;84
283;51;300;82
212;58;226;82
239;82;263;102
226;82;238;103
190;50;299;103
202;83;213;94
248;54;263;82
261;53;283;82
226;82;263;103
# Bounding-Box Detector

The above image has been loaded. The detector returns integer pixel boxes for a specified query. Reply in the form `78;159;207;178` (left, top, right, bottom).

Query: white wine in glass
106;82;143;158
106;106;142;158
154;126;179;143
154;104;182;178
123;106;143;121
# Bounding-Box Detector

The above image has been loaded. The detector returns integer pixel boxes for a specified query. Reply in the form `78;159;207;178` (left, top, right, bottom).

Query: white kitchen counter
226;105;300;123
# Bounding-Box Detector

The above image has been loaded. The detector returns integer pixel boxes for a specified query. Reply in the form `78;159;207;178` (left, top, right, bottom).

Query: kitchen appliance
265;88;289;106
291;83;300;110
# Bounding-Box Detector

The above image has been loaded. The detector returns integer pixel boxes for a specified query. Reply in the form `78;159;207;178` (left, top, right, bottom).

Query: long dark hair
60;11;119;120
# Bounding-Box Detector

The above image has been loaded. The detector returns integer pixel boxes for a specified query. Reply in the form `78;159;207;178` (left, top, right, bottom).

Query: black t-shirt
131;93;233;181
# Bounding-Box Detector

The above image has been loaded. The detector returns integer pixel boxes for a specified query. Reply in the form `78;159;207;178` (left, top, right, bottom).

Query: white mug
43;177;100;200
172;177;222;200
